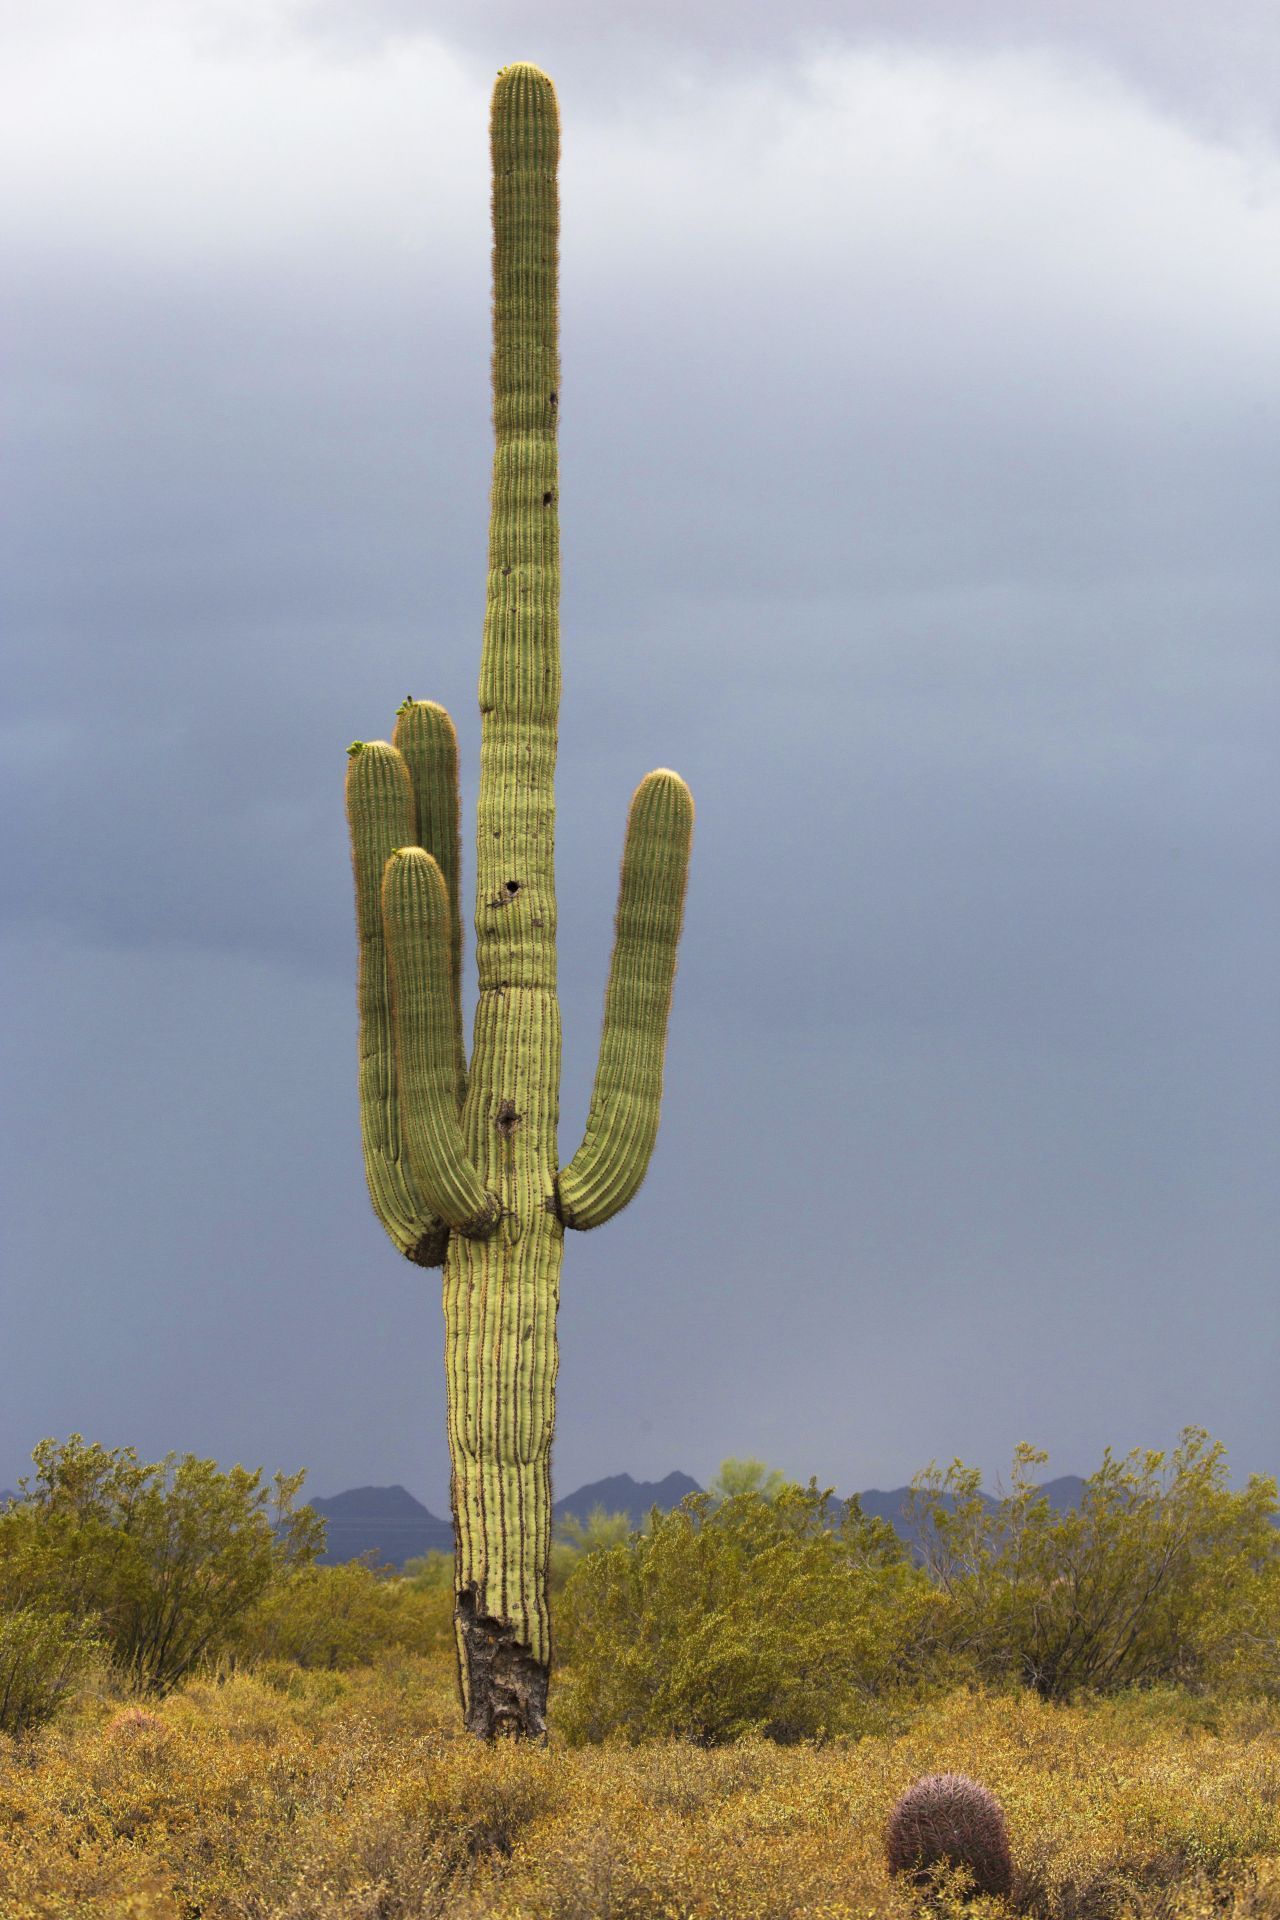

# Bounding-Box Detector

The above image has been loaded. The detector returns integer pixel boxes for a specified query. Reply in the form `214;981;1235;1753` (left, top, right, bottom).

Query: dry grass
4;1652;1280;1919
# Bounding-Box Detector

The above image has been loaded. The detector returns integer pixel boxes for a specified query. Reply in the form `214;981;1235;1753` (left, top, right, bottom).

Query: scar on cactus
344;64;693;1739
885;1773;1013;1899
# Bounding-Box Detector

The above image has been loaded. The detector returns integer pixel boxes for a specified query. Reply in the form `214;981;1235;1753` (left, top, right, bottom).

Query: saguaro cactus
344;64;693;1738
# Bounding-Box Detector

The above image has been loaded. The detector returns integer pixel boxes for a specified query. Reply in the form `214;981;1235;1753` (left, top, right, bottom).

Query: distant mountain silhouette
552;1471;703;1530
308;1484;452;1568
1034;1474;1087;1510
300;1472;702;1568
299;1468;1092;1568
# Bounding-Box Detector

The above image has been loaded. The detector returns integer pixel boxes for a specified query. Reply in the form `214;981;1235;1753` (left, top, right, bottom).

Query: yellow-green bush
906;1428;1280;1699
401;1548;454;1590
0;1605;103;1735
0;1435;322;1695
549;1504;635;1596
231;1560;454;1669
554;1482;945;1745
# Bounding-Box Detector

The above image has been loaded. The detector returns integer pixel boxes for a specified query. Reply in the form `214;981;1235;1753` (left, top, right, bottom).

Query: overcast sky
3;0;1277;1515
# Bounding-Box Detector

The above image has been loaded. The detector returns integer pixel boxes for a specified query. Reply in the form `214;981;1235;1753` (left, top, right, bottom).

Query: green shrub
232;1559;454;1668
549;1506;635;1597
905;1427;1280;1699
0;1434;323;1694
401;1549;454;1591
554;1481;941;1745
0;1605;102;1735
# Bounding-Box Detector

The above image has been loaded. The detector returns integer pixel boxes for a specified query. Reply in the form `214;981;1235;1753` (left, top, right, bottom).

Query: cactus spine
344;64;693;1738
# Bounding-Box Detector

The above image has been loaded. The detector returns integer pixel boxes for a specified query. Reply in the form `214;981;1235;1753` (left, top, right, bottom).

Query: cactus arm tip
556;768;694;1232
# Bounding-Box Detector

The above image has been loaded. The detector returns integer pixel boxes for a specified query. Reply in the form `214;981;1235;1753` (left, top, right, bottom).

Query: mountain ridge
553;1470;703;1530
300;1469;1091;1567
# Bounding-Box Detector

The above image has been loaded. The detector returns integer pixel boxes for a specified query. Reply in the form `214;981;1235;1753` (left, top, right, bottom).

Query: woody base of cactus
457;1587;549;1740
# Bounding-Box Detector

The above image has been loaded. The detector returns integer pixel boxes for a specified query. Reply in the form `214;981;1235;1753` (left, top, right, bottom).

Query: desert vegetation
2;1431;1280;1915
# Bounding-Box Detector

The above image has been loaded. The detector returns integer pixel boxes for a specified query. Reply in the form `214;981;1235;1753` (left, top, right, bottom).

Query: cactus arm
382;848;502;1237
392;698;467;1108
557;768;694;1230
345;740;450;1266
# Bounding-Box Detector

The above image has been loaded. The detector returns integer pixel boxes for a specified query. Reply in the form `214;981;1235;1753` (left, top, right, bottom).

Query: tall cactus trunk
344;63;693;1740
446;62;562;1738
446;1002;562;1735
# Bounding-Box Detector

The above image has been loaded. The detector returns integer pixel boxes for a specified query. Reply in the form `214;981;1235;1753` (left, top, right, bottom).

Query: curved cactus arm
382;849;502;1238
392;699;467;1109
557;769;693;1231
345;741;450;1266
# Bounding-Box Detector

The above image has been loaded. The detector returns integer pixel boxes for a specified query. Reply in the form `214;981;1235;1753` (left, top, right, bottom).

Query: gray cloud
298;0;1280;141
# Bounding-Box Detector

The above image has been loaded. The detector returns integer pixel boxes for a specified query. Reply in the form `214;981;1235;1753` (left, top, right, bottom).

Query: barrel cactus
885;1772;1013;1897
344;63;693;1737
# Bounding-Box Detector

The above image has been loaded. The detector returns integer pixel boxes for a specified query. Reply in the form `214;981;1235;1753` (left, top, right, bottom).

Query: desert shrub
394;1739;565;1868
707;1457;790;1504
548;1461;779;1601
905;1428;1280;1700
0;1434;323;1694
2;1672;1279;1919
885;1770;1013;1896
232;1558;454;1668
0;1604;103;1735
549;1505;636;1596
401;1548;454;1590
555;1480;942;1745
103;1705;171;1742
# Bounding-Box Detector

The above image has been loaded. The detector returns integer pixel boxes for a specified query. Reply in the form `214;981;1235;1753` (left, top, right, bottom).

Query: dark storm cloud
2;5;1277;1503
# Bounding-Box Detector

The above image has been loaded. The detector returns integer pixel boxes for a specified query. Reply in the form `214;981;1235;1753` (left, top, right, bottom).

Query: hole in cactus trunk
542;490;555;506
495;1100;521;1137
504;879;520;895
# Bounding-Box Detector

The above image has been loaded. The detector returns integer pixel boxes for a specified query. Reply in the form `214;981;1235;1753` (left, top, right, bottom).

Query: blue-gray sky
3;0;1277;1513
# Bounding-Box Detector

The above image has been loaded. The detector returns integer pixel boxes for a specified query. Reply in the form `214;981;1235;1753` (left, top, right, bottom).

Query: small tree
904;1427;1280;1698
0;1435;323;1693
